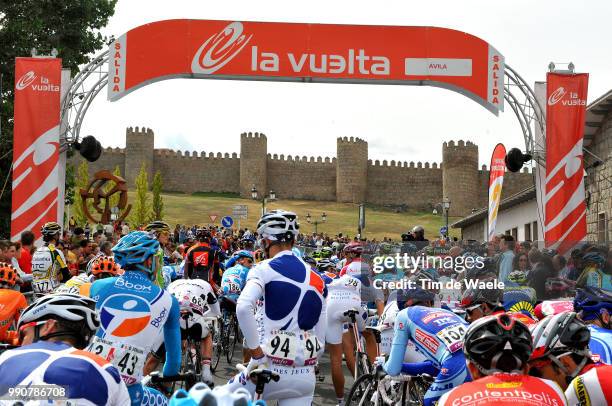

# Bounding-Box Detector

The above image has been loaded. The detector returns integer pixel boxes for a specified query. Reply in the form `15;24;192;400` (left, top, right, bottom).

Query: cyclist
383;286;470;406
316;258;338;285
185;229;221;292
529;312;596;391
460;286;505;323
325;274;365;405
241;235;256;251
339;242;366;277
31;222;70;296
565;361;612;405
145;220;172;288
438;313;567;405
576;251;611;290
573;287;612;364
230;210;326;404
0;262;27;345
167;278;220;386
0;294;131;405
89;231;181;406
221;250;254;301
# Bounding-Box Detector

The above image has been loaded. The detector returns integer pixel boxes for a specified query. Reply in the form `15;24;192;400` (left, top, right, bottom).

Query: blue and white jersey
0;341;130;405
242;250;326;366
588;325;612;364
221;264;250;300
384;306;468;374
89;271;181;387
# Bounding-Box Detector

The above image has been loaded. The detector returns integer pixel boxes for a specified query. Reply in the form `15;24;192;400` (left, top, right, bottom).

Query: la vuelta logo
548;86;586;106
191;22;252;74
15;70;59;92
15;71;37;90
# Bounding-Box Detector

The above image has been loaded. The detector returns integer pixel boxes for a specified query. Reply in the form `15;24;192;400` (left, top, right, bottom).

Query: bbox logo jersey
99;294;151;337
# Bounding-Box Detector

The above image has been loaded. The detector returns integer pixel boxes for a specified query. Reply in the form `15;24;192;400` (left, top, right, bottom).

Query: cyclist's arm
236;279;264;350
383;312;411;376
53;249;71;282
162;296;181;377
314;297;327;357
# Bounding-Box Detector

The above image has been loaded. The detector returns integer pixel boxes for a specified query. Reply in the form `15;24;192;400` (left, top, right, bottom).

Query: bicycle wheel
346;373;377;406
406;376;431;405
226;313;238;363
211;321;224;372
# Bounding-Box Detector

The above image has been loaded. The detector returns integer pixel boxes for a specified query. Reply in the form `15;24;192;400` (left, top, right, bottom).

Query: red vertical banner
545;72;588;254
11;58;62;241
488;143;506;241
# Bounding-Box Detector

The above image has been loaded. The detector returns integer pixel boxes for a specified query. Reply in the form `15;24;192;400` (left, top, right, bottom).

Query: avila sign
108;19;504;115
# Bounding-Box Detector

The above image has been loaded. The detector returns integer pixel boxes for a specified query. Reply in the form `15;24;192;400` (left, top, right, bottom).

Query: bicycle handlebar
149;371;197;383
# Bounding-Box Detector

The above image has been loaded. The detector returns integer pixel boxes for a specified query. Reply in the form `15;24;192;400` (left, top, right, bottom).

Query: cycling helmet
0;262;18;287
508;270;528;285
412;225;424;233
460;286;503;309
311;251;324;260
112;231;160;274
234;250;254;262
530;312;591;378
41;221;62;237
582;252;606;267
196;228;211;242
343;242;363;255
574;287;612;322
464;313;533;375
241;235;256;243
534;300;574;320
91;256;121;277
18;293;99;347
145;220;170;234
302;255;317;267
256;210;299;243
317;258;335;271
169;382;256;406
321;247;333;258
396;286;435;309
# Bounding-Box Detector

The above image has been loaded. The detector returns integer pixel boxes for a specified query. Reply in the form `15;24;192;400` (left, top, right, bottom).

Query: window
505;230;511;236
511;227;518;240
532;221;538;242
598;213;608;243
524;223;531;241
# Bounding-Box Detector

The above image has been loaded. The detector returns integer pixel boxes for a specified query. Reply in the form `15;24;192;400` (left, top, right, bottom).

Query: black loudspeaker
75;135;102;162
505;148;532;172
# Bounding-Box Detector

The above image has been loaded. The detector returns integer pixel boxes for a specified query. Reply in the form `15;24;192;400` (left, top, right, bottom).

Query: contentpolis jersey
438;373;567;406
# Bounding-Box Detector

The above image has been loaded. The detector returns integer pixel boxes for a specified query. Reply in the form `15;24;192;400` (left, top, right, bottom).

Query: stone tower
336;137;368;203
125;126;154;187
442;140;479;217
239;132;267;199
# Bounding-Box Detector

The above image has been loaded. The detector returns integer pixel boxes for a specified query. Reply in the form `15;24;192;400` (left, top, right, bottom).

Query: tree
151;170;164;221
0;0;117;234
72;160;90;226
130;163;151;227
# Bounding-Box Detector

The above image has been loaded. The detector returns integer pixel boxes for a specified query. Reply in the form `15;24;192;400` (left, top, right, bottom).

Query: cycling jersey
0;289;27;344
168;278;220;339
31;244;70;295
578;267;612;291
233;249;326;404
587;325;612;364
378;300;428;362
0;341;130;405
566;364;612;406
185;243;220;289
339;258;368;278
383;306;470;406
89;271;181;406
317;270;337;285
438;373;567;406
221;263;250;301
325;275;365;345
55;273;93;296
534;300;574;320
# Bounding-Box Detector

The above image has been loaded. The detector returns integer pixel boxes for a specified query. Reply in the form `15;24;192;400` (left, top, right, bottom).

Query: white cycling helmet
256;210;299;243
18;293;100;339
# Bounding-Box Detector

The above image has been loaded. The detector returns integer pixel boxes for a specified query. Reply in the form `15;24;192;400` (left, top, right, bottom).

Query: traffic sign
440;226;448;235
221;216;234;228
232;205;248;219
209;214;218;223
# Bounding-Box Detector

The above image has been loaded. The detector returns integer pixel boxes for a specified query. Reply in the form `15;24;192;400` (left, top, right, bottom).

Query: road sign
232;205;248;219
209;214;218;223
221;216;234;228
440;226;448;235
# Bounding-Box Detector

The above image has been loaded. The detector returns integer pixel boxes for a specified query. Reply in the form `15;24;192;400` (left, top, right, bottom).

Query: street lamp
251;185;276;215
306;212;327;234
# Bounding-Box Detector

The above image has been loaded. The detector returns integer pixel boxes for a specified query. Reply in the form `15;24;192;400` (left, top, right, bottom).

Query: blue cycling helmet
574;287;612;321
112;231;160;274
396;286;435;310
169;383;258;406
234;250;254;261
582;252;606;267
242;235;256;243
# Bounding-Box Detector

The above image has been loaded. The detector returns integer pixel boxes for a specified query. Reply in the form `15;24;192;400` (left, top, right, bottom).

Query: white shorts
326;296;365;345
225;364;315;406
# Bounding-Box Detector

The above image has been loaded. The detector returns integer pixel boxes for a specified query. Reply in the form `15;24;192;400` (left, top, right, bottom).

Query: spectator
553;255;569;279
78;239;94;272
103;222;114;237
68;216;76;231
528;249;555;300
71;227;85;246
84;223;91;240
512;252;530;273
498;235;515;285
18;230;35;275
100;241;113;257
121;222;129;236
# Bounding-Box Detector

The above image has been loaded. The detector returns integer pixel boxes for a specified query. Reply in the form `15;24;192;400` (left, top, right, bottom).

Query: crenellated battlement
368;159;441;169
267;153;335;164
241;131;267;140
154;149;239;159
337;136;367;145
126;126;154;137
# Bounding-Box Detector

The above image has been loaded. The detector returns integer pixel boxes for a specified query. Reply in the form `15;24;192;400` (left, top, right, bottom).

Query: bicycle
147;370;198;396
346;370;434;406
212;296;241;370
344;309;372;380
180;310;203;385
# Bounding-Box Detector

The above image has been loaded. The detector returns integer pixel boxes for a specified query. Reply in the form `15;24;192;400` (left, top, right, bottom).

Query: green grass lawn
133;191;461;241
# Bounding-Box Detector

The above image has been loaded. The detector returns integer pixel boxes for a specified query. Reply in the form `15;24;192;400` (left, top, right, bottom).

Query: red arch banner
108;20;505;115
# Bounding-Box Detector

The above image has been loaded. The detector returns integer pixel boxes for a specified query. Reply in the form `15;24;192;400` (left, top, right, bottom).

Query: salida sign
108;19;505;114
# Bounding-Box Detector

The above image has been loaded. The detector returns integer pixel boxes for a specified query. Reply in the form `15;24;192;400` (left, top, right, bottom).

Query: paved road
211;343;354;405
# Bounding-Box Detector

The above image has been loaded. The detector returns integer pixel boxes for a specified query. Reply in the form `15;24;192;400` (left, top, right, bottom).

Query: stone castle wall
69;127;535;216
